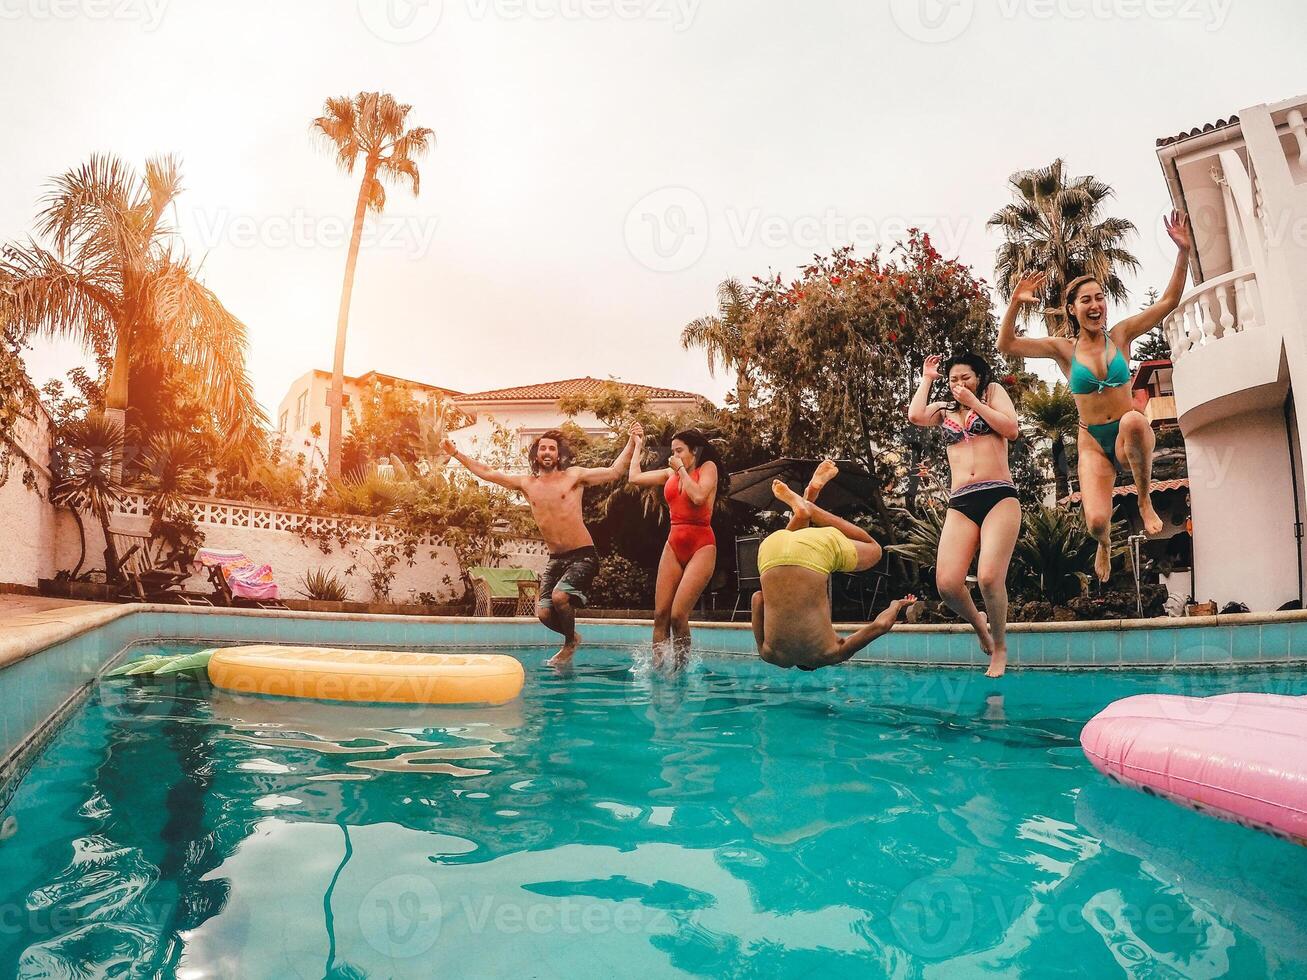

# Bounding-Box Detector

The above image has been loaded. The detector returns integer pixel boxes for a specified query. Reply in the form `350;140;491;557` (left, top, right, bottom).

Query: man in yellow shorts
751;461;915;670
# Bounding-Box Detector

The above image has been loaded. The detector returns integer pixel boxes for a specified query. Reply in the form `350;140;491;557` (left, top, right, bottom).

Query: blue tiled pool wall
2;610;1305;804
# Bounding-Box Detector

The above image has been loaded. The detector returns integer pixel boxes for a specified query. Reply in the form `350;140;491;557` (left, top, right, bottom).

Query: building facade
1157;93;1307;610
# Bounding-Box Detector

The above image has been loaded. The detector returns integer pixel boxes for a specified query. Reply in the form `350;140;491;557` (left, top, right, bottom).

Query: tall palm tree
681;278;754;415
1;155;266;461
311;91;434;480
1021;380;1079;502
989;159;1140;336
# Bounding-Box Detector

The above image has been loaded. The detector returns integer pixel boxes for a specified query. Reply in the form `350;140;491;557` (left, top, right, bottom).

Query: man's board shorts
757;526;858;577
538;546;600;609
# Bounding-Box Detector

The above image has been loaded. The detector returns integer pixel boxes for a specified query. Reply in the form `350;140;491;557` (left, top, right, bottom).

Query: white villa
1158;93;1307;610
275;370;706;473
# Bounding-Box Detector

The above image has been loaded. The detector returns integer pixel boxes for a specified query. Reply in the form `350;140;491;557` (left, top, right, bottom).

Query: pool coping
6;601;1307;673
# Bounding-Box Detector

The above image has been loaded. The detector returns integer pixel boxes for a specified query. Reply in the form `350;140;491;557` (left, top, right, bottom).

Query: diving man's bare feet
808;459;840;493
1138;494;1164;536
976;612;995;658
546;633;581;668
1094;541;1111;582
985;645;1008;679
772;480;811;516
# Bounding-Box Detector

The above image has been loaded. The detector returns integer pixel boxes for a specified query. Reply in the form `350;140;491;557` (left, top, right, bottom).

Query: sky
3;0;1305;418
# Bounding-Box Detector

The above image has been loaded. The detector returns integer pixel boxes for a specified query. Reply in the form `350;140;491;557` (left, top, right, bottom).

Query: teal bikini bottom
1082;419;1122;467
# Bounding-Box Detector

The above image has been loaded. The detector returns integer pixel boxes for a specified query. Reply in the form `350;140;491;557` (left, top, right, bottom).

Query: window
278;411;288;432
295;391;308;428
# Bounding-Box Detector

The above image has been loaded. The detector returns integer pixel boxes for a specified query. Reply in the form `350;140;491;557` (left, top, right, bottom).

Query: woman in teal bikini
998;209;1191;581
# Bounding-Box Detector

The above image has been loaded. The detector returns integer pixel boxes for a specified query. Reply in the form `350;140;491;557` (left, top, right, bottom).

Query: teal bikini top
1068;337;1131;395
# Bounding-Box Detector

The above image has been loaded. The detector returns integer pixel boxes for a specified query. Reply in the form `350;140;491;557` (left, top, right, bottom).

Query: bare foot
1138;495;1163;536
772;479;811;516
808;459;840;494
985;646;1008;678
546;632;581;668
1094;541;1111;582
875;594;918;630
975;612;995;658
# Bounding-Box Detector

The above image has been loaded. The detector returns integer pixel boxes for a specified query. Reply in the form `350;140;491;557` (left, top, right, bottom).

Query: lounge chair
468;567;539;617
109;529;213;605
194;548;288;609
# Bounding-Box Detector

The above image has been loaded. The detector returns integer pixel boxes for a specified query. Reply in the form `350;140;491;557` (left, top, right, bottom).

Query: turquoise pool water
2;644;1306;979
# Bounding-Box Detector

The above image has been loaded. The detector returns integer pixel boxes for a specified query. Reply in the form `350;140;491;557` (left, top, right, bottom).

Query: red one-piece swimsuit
665;467;716;565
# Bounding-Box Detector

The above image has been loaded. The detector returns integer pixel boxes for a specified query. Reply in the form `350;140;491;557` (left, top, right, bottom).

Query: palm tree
311;92;434;480
48;412;127;579
1021;380;1079;502
1;155;266;463
681;278;754;415
989;159;1140;336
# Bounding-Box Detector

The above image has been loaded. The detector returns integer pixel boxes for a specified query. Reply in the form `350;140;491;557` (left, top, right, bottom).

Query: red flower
888;332;899;344
1002;374;1017;385
897;312;907;327
830;276;842;285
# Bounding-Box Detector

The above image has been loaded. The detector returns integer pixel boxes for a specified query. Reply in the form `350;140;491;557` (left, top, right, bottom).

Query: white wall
1185;409;1299;610
0;406;59;588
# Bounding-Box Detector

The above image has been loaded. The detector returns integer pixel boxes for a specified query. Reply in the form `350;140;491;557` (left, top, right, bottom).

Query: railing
107;492;550;555
1164;268;1263;360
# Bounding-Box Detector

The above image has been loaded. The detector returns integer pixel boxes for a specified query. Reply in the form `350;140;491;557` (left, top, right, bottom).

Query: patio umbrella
728;458;878;517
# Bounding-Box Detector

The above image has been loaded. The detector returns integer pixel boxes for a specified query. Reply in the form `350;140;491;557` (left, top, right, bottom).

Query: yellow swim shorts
757;526;859;576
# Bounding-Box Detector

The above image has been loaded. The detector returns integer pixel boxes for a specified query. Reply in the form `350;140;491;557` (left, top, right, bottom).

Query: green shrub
298;567;350;602
590;555;653;609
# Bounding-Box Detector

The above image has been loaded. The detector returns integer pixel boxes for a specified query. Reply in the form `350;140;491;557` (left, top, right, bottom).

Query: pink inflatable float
1081;693;1307;847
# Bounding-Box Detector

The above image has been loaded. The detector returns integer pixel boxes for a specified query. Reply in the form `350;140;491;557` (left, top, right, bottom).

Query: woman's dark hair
942;351;994;401
528;429;573;474
1063;274;1102;337
670;428;730;495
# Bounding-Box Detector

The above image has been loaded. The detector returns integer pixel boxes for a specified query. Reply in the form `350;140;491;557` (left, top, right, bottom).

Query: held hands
1012;271;1046;307
923;354;942;382
1165;208;1191;252
440;437;458;459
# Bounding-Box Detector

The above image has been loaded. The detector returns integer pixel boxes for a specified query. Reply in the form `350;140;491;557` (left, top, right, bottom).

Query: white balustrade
1163;268;1261;359
1288;109;1307;168
108;492;547;554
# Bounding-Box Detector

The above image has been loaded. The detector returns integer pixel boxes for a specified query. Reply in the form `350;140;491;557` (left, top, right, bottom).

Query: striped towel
194;548;281;601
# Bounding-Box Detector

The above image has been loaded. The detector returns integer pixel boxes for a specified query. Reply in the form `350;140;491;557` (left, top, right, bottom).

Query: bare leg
1078;429;1119;582
773;480;876;545
1118;411;1162;535
651;544;682;661
976;498;1022;678
544;591;582;667
805;459;840;501
935;508;993;658
667;546;717;668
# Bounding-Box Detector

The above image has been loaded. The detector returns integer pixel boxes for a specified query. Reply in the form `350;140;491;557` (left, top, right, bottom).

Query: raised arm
672;458;717;506
954;381;1020;441
578;425;639;486
813;595;917;668
441;438;525;492
908;354;947;426
1115;210;1191;348
628;428;671;488
997;271;1069;364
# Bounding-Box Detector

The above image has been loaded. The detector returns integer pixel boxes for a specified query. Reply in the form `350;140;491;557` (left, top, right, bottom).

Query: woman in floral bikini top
907;351;1022;678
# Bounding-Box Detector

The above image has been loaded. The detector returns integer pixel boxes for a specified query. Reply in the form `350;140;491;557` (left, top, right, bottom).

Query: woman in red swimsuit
628;424;726;666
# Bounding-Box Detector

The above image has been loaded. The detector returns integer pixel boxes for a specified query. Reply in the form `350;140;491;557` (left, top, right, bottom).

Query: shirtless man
751;461;914;670
443;426;636;667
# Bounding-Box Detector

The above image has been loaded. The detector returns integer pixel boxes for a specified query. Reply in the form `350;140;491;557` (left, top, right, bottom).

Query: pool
2;642;1307;978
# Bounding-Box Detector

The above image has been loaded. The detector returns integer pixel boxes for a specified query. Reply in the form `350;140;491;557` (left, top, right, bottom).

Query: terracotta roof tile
455;376;704;403
1155;116;1239;148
